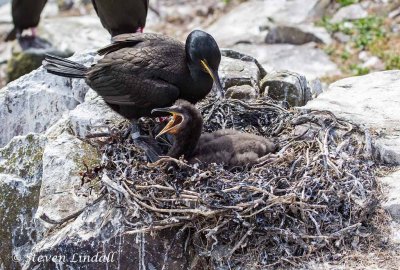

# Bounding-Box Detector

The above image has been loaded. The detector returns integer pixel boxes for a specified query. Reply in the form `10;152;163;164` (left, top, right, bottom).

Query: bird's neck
183;63;213;102
167;116;203;160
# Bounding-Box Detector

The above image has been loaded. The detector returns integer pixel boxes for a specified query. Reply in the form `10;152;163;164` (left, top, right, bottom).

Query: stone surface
380;170;400;221
36;132;100;224
0;52;95;147
226;85;257;100
0;133;46;269
261;71;312;107
25;201;200;270
219;55;262;93
331;3;369;23
206;0;322;47
39;15;110;52
232;43;340;80
305;70;400;164
265;24;331;45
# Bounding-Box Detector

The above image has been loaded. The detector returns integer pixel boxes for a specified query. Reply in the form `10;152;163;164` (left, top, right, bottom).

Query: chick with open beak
152;100;278;169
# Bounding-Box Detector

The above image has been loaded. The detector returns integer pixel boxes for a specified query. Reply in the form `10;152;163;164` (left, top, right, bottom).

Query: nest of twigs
83;97;386;269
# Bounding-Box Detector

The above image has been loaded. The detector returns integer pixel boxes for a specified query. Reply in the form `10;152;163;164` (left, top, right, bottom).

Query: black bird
5;0;48;41
92;0;148;36
43;30;223;161
152;100;278;169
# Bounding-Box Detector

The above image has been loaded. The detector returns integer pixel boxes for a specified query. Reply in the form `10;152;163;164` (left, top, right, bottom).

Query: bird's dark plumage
92;0;149;36
153;100;278;168
43;30;223;120
5;0;47;41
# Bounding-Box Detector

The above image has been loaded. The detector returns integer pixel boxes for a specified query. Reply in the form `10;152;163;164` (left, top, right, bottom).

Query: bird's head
152;100;202;139
185;30;224;98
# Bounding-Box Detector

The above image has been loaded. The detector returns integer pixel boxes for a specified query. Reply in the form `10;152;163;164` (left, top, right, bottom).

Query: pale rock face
37;132;100;224
380;170;400;221
232;43;340;81
305;70;400;164
0;52;95;147
206;0;322;47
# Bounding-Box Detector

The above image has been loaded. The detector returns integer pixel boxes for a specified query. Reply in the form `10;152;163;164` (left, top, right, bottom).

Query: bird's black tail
4;28;17;42
43;54;88;79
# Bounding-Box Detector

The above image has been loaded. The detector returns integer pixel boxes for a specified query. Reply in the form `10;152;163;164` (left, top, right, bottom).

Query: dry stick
124;222;185;235
226;227;254;258
40;194;106;225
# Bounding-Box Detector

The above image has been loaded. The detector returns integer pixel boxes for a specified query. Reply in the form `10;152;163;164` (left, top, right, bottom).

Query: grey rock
305;70;400;164
232;43;340;81
380;170;400;221
265;24;331;45
37;132;100;224
206;0;322;47
0;134;46;268
0;52;95;147
219;55;262;93
226;85;257;100
333;32;351;43
39;15;110;52
261;71;312;107
309;79;324;98
25;200;201;270
331;4;368;23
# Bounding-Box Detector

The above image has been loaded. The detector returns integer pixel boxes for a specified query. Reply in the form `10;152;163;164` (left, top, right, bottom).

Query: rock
219;54;262;93
232;43;340;81
206;0;323;47
226;85;257;100
25;201;201;270
305;70;400;164
380;170;400;221
7;37;72;83
39;16;109;52
261;71;312;107
333;32;351;43
36;133;100;224
0;52;95;147
331;4;369;23
309;78;324;98
265;25;331;45
0;134;46;269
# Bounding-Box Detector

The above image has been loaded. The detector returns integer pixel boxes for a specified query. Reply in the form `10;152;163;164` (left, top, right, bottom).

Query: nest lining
82;97;386;268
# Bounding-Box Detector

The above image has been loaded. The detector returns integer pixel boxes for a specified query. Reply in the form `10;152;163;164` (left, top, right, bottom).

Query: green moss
0;135;46;180
7;51;45;82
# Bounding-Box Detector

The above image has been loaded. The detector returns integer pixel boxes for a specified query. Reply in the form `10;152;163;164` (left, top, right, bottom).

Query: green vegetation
317;14;400;78
319;16;385;49
336;0;358;7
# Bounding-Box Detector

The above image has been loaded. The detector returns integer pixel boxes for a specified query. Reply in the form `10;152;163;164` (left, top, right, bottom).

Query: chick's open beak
201;60;224;98
151;108;184;139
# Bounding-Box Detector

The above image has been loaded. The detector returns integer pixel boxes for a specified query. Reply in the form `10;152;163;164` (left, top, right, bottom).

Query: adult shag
43;30;224;161
152;100;278;169
92;0;149;36
5;0;48;41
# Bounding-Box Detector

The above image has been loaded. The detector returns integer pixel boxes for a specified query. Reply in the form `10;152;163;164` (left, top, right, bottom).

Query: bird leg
129;120;162;163
31;27;37;37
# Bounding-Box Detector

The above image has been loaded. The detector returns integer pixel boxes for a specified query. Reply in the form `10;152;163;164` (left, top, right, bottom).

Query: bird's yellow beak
201;60;224;98
151;108;184;139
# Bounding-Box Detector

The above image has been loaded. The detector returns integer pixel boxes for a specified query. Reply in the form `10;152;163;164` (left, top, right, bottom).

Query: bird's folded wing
98;33;180;56
87;58;180;108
